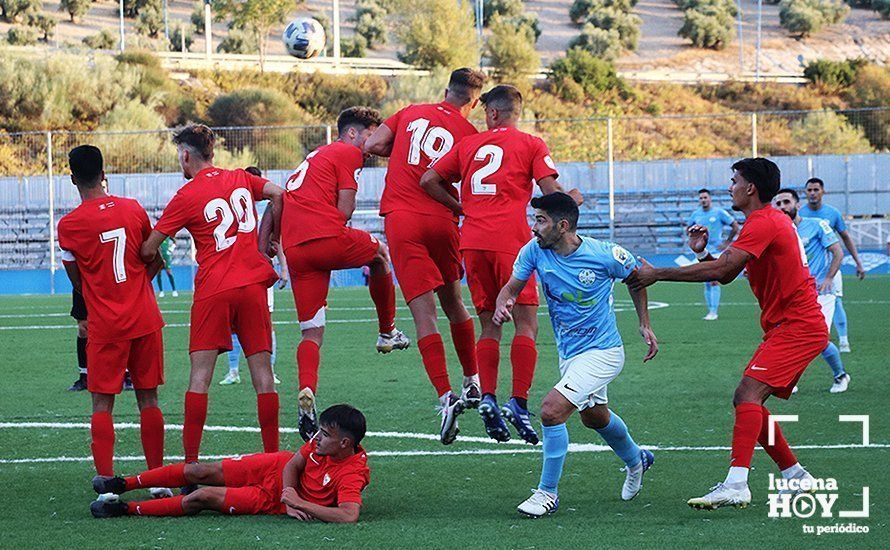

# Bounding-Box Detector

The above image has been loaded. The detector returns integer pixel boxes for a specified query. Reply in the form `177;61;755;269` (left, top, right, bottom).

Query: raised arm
363;123;395;157
719;220;740;251
140;230;168;264
837;229;865;279
338;189;357;221
493;276;529;326
419;169;463;216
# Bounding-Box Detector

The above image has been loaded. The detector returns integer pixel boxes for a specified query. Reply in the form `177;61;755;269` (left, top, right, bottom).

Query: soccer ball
283;17;326;59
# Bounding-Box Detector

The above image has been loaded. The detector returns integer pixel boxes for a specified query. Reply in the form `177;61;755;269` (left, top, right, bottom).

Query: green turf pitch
0;278;887;548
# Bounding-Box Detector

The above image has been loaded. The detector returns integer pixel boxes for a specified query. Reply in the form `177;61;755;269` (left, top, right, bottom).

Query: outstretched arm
493;276;529;326
537;176;583;205
719;220;740;251
626;285;658;362
419;169;463;216
626;247;750;291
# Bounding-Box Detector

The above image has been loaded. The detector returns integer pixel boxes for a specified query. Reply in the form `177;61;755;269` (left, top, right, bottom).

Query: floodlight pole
475;0;484;44
118;0;125;53
204;0;212;59
755;0;762;81
333;0;341;66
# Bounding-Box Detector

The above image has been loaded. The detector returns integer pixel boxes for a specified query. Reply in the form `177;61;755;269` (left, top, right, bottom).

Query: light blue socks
539;423;569;495
228;334;242;373
822;342;845;378
595;412;642;468
834;297;848;338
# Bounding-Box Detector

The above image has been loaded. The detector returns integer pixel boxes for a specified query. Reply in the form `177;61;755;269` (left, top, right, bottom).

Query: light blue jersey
799;203;846;233
797;217;839;285
686;207;735;254
512;236;638;360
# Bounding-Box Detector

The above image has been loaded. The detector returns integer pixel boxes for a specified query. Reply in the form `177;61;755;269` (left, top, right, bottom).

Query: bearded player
280;107;408;441
421;85;583;445
627;158;827;510
91;404;369;523
363;68;486;444
58;145;167;494
141;125;283;464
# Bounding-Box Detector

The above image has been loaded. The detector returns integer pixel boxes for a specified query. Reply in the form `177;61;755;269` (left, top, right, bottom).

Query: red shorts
189;283;272;355
221;451;295;515
464;249;538;314
744;320;829;399
87;329;164;394
385;211;463;304
286;228;380;324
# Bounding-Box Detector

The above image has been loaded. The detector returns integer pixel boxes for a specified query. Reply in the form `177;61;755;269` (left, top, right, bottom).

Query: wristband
695;249;710;261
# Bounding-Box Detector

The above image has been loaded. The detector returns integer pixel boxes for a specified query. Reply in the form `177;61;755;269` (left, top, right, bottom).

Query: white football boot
517;489;559;518
687;482;752;510
376;329;410;353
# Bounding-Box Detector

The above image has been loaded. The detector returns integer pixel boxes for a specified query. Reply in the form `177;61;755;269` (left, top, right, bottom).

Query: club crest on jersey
323;473;331;486
578;269;596;286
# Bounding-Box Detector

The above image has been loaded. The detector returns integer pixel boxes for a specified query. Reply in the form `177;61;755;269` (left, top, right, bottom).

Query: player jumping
685;188;739;320
363;68;486;445
800;177;865;352
141;125;283;463
58;145;168;496
91;404;369;523
493;192;658;516
773;188;851;393
421;84;583;445
627;158;827;510
280;107;408;441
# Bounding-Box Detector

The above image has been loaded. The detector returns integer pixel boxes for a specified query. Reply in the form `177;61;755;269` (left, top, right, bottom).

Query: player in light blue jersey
800;177;866;352
493;193;659;517
774;189;850;393
686;188;739;320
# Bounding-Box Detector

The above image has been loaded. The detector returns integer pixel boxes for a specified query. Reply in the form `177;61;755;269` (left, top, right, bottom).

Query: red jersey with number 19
432;126;558;254
379;102;478;220
281;141;364;249
731;206;823;332
58;196;164;344
154;167;278;301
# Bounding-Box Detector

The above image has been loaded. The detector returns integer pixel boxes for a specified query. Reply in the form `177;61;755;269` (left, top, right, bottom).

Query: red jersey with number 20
379;102;478;220
432;126;558;254
58;196;164;344
731;206;823;332
154;167;278;301
281;141;364;249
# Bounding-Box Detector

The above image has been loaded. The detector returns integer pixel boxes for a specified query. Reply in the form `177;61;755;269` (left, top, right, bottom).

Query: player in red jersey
58;146;167;493
281;107;408;442
90;404;370;523
626;158;829;510
363;68;486;445
141;125;283;464
421;85;583;445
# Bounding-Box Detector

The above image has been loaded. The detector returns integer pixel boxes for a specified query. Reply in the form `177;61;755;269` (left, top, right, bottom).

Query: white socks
781;463;804;479
724;466;749;486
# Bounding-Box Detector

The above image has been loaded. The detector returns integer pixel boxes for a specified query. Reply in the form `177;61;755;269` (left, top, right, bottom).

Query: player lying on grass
91;404;370;523
493;192;658;517
627;158;826;510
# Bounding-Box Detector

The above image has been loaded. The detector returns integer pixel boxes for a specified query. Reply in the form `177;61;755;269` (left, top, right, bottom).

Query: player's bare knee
184;463;216;485
134;389;159;410
91;393;114;413
76;320;88;338
580;405;610;430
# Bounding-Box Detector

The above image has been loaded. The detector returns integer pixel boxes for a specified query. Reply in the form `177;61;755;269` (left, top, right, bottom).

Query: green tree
549;47;626;98
83;29;117;49
789;111;872;154
213;0;302;68
340;34;368;57
169;25;193;52
191;1;205;34
353;0;388;47
6;25;37;45
59;0;92;23
568;23;623;60
394;0;480;70
678;4;736;49
135;0;164;38
570;0;638;24
217;28;259;54
779;0;849;37
483;0;524;26
486;14;539;80
0;0;38;22
26;13;56;41
585;6;642;50
872;0;890;17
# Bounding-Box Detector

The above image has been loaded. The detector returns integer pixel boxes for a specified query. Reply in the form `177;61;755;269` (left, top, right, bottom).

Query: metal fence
1;107;888;286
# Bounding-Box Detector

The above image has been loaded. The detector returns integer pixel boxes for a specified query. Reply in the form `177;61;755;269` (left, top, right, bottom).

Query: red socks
125;462;187;491
90;411;115;476
449;319;478;377
297;340;320;393
128;495;186;516
257;392;280;453
418;333;450;397
758;405;798;470
369;272;396;334
476;338;500;396
730;402;763;469
183;391;208;463
510;336;537;400
139;406;165;470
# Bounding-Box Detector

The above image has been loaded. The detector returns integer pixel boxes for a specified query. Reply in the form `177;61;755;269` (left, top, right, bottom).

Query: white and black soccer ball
283;17;326;59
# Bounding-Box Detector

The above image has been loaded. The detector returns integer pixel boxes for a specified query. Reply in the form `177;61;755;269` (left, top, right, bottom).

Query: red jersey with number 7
431;126;558;254
379;102;478;220
154;167;278;301
281;141;364;249
58;196;164;344
730;206;823;332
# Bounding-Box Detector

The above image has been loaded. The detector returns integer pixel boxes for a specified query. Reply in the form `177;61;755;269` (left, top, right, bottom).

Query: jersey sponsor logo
578;269;596;286
612;245;632;266
561;290;597;307
323;473;331;486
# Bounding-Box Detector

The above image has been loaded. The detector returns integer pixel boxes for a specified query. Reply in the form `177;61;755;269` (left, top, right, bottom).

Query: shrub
568;24;623;60
585;6;642;50
135;0;164;38
83;29;117;49
789;111;872;154
394;0;480;69
571;0;638;24
288;72;387;119
207;88;304;127
483;0;524;25
59;0;91;23
93;100;178;172
6;25;37;45
191;1;205;33
340;34;367;57
169;25;193;52
486;14;540;80
549;47;626;98
26;13;55;41
873;0;890;17
217;28;258;54
802;58;866;88
779;0;849;37
678;4;736;49
354;0;388;47
0;0;39;23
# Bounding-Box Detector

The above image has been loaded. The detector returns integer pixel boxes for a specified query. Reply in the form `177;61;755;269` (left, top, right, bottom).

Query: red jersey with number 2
731;206;823;332
58;196;164;344
379;102;478;220
432;126;558;254
281;141;364;249
154;167;278;301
